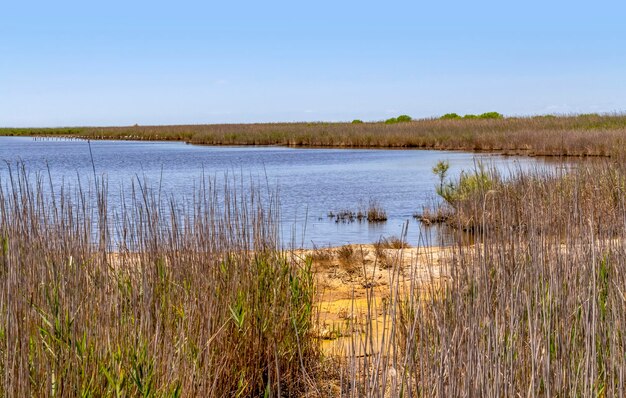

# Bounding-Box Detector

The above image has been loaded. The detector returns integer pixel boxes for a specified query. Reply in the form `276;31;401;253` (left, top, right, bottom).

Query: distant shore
2;113;626;157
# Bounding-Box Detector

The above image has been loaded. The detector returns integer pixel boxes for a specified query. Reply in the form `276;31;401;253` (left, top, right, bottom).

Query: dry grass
376;236;409;250
335;245;358;273
4;113;626;156
0;166;319;397
333;160;626;396
4;157;626;396
413;205;453;225
365;200;387;223
372;236;409;270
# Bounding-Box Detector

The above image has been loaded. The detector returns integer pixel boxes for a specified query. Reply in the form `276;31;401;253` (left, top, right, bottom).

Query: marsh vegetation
0;168;318;396
2;155;626;396
328;200;388;224
3;113;626;157
316;159;626;396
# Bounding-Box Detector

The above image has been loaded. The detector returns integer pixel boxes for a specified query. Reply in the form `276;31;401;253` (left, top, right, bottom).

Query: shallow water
0;136;557;247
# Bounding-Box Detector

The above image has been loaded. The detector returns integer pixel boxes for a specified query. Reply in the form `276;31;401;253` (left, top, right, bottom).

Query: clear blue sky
1;1;625;126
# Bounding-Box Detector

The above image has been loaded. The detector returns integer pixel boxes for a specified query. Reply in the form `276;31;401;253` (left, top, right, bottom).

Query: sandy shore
107;243;452;357
292;244;451;356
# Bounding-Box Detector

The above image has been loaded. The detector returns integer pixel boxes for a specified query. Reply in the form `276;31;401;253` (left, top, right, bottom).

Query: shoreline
2;113;624;158
1;134;613;161
294;244;450;355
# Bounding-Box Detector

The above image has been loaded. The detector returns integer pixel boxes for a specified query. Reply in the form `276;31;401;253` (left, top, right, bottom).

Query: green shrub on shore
439;112;504;120
440;113;462;119
433;160;494;207
478;111;503;119
384;114;412;124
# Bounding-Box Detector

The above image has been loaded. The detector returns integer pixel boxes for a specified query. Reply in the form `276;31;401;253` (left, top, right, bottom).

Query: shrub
478;112;503;119
434;161;494;206
432;160;450;194
440;113;462;120
384;115;412;124
351;119;364;124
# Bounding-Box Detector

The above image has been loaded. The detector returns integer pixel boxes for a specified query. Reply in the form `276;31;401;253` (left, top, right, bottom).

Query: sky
1;1;625;127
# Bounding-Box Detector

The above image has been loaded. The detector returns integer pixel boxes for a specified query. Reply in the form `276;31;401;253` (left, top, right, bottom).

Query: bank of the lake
2;113;626;157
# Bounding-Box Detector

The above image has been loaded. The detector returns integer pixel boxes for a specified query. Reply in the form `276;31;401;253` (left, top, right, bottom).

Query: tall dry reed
4;157;626;396
0;164;318;397
336;161;626;396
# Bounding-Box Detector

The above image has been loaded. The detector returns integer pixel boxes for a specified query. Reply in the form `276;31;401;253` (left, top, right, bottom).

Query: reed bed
336;160;626;396
0;165;319;397
3;113;626;157
366;200;387;223
3;158;626;396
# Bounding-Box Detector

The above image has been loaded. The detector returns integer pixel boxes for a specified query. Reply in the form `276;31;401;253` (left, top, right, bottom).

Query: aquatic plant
366;200;388;222
328;201;388;223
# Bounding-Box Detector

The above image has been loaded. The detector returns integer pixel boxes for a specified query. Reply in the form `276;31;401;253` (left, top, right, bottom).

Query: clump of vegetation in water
413;205;453;225
366;200;388;222
328;209;363;223
328;200;388;223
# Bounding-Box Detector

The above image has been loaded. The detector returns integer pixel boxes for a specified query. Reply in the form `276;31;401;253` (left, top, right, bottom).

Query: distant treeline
2;113;626;157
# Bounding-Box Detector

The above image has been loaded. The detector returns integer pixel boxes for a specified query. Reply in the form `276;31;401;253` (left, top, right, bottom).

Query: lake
0;136;557;247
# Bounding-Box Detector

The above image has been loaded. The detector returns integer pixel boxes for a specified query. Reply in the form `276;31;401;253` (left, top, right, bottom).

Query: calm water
0;137;555;247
